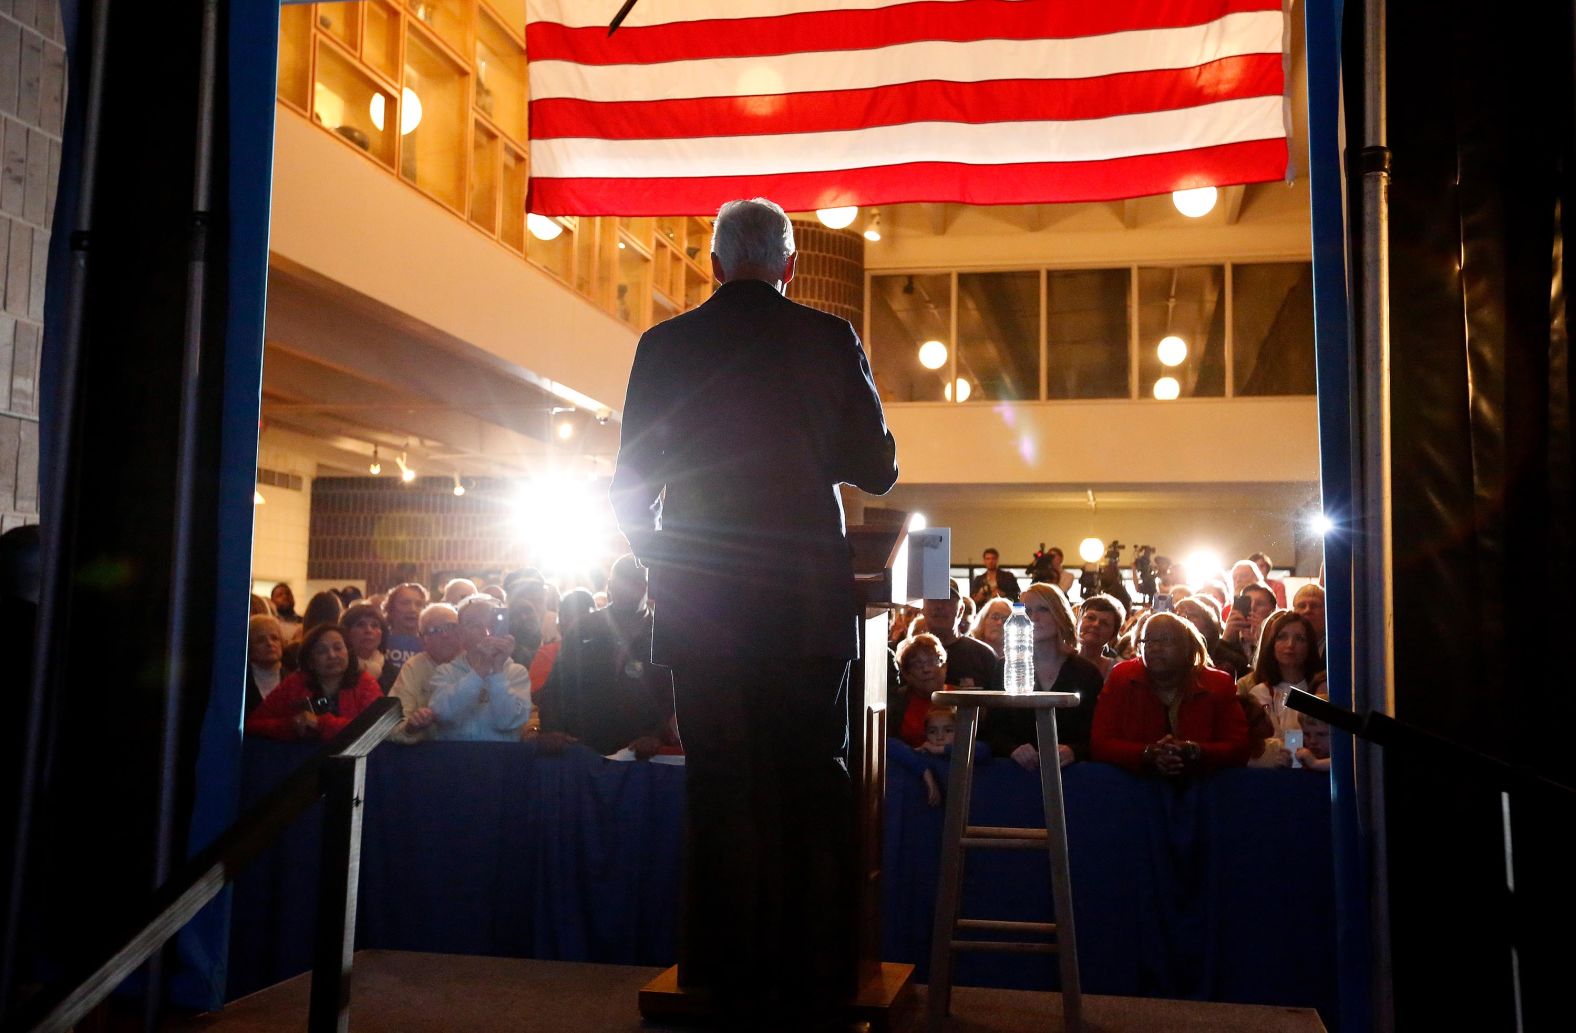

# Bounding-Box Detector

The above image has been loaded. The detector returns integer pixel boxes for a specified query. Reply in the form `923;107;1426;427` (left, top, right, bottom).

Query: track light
369;446;381;476
452;473;466;497
397;450;416;483
864;209;882;242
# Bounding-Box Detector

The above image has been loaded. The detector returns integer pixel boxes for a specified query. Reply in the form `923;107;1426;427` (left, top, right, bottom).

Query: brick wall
308;476;530;594
0;1;62;531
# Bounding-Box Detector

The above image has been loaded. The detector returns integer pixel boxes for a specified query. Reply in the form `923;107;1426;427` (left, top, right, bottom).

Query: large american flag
525;1;1289;216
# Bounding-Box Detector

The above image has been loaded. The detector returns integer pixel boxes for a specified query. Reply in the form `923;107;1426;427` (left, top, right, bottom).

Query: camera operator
1026;544;1073;591
1098;541;1134;610
970;547;1021;604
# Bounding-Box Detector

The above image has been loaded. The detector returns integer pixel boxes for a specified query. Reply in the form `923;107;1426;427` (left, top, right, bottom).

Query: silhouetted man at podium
611;197;898;1026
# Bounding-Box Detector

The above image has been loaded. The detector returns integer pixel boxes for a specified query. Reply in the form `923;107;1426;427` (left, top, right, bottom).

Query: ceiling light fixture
452;473;466;497
918;339;948;370
1153;376;1181;400
369;87;423;136
943;377;972;403
1157;335;1188;367
369;446;381;476
527;213;564;241
816;206;858;229
1171;185;1218;218
864;209;882;242
397;449;417;483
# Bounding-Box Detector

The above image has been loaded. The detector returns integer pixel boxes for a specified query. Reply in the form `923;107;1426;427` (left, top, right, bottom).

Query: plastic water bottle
1003;603;1034;695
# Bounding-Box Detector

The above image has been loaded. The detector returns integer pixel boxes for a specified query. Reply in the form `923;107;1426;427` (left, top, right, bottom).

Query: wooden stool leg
927;704;980;1020
1034;710;1082;1033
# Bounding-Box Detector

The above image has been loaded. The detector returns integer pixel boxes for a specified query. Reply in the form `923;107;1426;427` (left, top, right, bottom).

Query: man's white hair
712;198;795;278
417;601;459;634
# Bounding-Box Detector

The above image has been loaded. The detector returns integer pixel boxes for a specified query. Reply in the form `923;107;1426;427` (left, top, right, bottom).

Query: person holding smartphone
423;594;533;742
1223;583;1277;668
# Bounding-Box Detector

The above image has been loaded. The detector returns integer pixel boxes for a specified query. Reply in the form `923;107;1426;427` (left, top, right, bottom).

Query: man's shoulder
950;636;996;663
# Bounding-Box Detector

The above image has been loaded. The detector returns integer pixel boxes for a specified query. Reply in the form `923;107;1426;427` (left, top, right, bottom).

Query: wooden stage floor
170;950;1326;1032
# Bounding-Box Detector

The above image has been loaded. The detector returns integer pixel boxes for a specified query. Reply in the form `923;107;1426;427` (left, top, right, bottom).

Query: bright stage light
1311;512;1334;537
816;206;858;229
1171;186;1218;218
1078;537;1104;564
1157;335;1188;367
918;339;948;370
1153;376;1181;400
511;474;614;574
557;421;575;441
527;214;564;241
1185;549;1224;584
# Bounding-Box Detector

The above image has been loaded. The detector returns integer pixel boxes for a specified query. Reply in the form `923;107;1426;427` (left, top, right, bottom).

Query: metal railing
4;696;403;1033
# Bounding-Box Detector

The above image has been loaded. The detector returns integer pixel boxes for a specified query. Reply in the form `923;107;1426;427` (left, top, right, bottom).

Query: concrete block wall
0;0;62;531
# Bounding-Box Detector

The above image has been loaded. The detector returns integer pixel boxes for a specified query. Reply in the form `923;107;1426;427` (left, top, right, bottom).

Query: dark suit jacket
611;279;898;663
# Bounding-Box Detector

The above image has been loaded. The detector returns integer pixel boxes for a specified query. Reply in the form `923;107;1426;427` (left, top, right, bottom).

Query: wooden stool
927;689;1083;1031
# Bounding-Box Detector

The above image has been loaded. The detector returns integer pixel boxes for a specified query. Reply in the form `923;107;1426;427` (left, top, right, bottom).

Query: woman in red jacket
1090;611;1250;776
246;623;384;741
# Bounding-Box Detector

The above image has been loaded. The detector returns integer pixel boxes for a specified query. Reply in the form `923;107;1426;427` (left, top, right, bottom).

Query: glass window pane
317;3;361;50
500;146;527;252
528;214;575;281
470;121;498;233
615;234;651;327
401;31;468;210
476;9;527;141
869;273;952;403
408;0;471;55
484;0;526;37
574;218;599;296
1046;268;1130;399
957;271;1040;402
1137;265;1226;398
277;4;312;109
1233;263;1317;395
314;42;398;166
364;1;402;82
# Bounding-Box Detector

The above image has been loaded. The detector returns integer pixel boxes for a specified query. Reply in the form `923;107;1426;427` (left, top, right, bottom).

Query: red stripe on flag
529;56;1283;141
527;0;1285;66
525;138;1288;216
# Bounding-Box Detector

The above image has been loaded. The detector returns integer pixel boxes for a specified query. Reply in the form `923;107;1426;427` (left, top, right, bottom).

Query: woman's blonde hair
1020;582;1077;649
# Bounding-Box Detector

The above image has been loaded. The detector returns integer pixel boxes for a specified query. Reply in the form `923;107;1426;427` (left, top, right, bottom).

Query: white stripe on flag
526;0;968;30
529;95;1286;178
527;11;1285;103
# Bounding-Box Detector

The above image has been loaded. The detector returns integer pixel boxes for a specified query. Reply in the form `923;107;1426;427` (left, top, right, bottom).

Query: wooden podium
638;521;917;1028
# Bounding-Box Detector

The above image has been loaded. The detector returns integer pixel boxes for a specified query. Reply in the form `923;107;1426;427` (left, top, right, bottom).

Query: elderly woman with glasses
245;623;384;741
1090;611;1250;776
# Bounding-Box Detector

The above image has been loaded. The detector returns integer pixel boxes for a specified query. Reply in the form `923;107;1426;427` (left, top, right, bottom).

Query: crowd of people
243;558;679;760
243;542;1333;782
891;546;1333;798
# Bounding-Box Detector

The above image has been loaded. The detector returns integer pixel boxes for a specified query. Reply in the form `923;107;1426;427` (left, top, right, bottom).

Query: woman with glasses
1090;611;1250;776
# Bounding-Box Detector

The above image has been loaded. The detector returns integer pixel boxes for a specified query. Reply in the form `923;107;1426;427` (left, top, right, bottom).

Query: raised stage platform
171;950;1327;1032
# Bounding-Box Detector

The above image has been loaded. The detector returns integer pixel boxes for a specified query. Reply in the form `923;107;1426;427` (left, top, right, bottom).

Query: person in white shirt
388;602;462;744
424;594;533;742
1242;610;1323;768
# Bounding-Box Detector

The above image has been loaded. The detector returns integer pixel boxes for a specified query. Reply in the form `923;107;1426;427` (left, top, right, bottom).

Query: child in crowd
917;705;956;806
1296;695;1333;772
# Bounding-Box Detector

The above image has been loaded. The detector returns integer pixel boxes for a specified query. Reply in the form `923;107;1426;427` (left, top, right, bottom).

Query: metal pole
1;0;114;1010
1359;0;1396;1029
146;0;220;1023
309;756;368;1033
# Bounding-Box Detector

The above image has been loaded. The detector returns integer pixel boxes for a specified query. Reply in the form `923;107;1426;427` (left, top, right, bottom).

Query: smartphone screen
1152;594;1174;613
1285;729;1304;767
490;609;510;635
